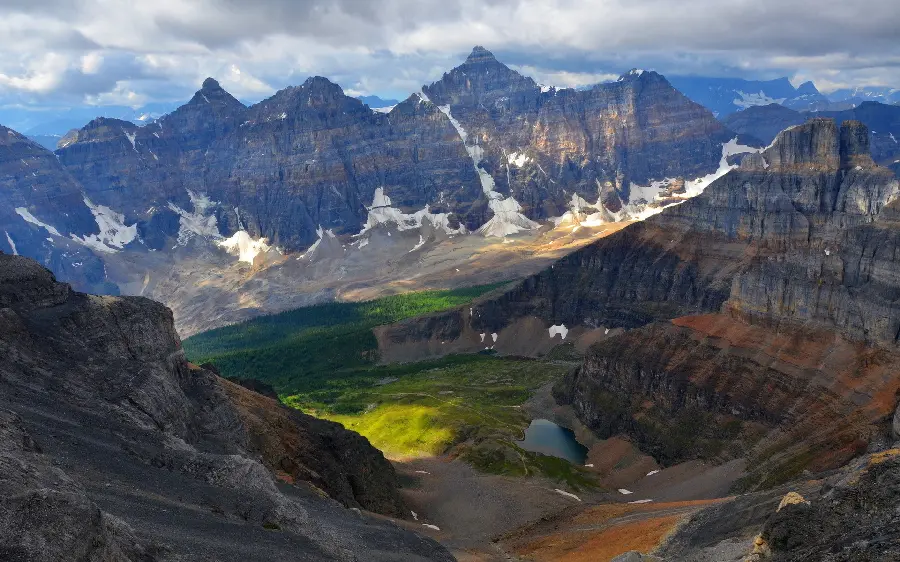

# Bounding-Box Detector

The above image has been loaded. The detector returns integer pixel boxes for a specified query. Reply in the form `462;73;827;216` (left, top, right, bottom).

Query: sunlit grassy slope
183;285;597;488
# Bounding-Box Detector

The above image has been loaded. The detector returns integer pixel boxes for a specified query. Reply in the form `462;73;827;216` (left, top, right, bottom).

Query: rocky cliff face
0;252;452;561
723;101;900;168
380;118;900;489
424;50;732;217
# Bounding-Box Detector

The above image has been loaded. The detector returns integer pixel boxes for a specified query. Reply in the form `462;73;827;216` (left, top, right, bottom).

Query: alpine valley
2;45;900;562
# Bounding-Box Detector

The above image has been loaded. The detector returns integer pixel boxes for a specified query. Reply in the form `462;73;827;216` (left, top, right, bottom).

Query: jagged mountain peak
796;80;821;95
613;68;670;88
423;46;538;106
301;75;344;92
186;77;244;110
465;45;498;64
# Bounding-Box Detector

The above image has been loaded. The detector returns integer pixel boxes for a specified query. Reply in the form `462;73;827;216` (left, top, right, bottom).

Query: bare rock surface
0;253;452;561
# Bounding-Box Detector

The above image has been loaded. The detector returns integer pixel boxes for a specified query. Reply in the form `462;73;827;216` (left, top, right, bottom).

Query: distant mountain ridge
1;47;749;330
722;101;900;168
667;75;832;116
669;74;900;118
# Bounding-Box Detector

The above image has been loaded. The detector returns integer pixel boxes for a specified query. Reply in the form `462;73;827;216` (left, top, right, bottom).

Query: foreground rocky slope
0;252;451;561
655;449;900;561
380;118;900;491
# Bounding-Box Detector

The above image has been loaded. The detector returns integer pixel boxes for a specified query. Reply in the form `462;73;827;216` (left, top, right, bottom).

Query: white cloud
0;0;898;108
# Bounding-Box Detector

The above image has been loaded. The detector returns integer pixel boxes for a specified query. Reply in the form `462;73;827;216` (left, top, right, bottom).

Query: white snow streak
15;207;61;236
4;231;17;255
167;190;221;245
409;235;426;253
437;104;538;237
358;187;466;237
554;489;582;501
548;324;569;340
624;137;761;221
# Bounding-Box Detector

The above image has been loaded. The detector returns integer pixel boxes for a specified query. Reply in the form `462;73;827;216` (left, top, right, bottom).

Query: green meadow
183;286;596;489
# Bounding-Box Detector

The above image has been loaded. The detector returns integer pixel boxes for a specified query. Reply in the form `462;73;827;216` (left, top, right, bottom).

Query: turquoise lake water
515;418;588;464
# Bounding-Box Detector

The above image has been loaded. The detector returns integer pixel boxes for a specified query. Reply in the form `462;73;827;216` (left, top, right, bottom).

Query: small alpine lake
515;418;588;464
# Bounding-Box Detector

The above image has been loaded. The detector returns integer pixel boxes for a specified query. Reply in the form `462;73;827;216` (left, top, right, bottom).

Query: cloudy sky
1;0;899;111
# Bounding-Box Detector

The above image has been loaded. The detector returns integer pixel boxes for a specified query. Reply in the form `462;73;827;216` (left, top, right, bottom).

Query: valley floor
374;381;752;561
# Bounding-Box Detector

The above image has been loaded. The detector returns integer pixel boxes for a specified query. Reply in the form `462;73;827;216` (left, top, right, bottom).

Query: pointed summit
465;46;498;65
301;76;345;95
185;77;244;111
796;81;821;96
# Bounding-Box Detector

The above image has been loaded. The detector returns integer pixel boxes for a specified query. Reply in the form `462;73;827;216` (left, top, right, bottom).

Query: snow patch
73;197;138;253
124;130;137;151
491;333;498;343
4;231;17;255
437;104;538;237
646;470;660;477
550;192;607;228
733;90;787;109
15;207;61;236
167;190;221;245
409;235;426;253
618;489;633;495
554;489;581;501
373;105;396;114
624;137;760;221
298;226;336;260
480;333;486;343
548;324;568;340
628;499;654;504
358;187;466;238
218;231;271;264
422;524;440;531
477;196;540;237
507;152;531;167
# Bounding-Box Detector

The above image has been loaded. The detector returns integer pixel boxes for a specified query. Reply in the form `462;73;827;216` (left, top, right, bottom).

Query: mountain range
2;43;900;561
669;75;900;116
1;46;759;334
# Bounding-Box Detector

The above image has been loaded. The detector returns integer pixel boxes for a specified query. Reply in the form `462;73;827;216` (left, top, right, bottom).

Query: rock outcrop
723;101;900;168
657;450;900;561
0;252;452;561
